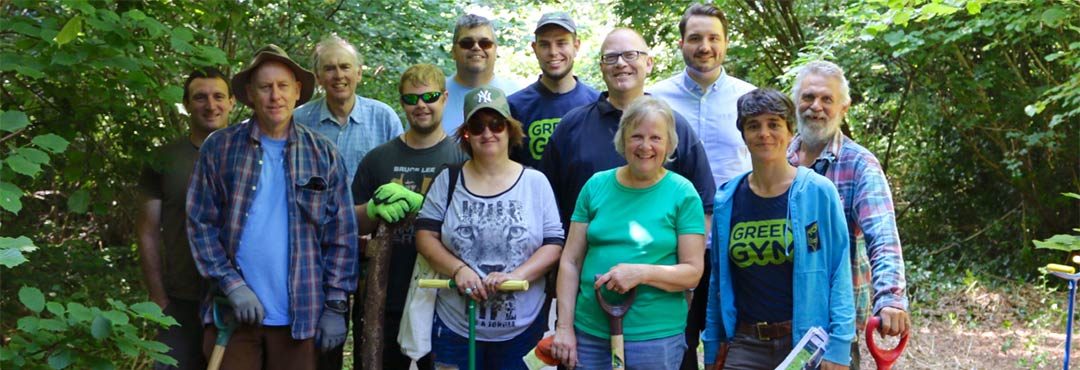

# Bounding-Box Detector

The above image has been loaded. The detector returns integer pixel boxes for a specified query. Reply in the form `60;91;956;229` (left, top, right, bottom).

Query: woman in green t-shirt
551;96;707;370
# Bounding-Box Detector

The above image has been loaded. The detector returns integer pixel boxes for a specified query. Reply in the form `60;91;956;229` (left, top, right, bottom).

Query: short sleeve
137;161;163;199
534;171;565;245
675;180;706;235
351;151;376;205
415;168;450;232
569;175;594;224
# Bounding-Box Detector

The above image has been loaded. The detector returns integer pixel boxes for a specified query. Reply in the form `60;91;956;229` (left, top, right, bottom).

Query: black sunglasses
466;118;507;136
457;38;495;50
811;153;836;176
401;91;443;105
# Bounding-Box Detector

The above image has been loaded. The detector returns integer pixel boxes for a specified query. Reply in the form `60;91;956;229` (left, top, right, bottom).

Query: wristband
451;264;468;279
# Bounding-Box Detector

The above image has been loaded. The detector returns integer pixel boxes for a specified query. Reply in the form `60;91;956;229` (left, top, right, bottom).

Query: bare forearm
555;258;581;330
355;204;375;235
640;263;702;292
510;244;561;282
415;230;467;275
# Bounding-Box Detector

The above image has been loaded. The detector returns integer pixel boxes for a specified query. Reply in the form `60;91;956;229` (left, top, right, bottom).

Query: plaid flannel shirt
788;132;908;330
187;118;358;339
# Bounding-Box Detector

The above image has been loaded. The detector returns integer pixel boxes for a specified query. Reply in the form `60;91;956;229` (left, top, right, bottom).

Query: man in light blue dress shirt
294;35;403;185
292;35;402;370
647;4;755;369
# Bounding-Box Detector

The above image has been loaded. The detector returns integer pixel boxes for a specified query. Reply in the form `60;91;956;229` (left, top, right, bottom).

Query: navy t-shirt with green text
508;77;599;168
729;176;794;324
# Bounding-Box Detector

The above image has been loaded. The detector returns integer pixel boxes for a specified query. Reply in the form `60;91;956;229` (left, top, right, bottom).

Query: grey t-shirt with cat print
416;166;564;341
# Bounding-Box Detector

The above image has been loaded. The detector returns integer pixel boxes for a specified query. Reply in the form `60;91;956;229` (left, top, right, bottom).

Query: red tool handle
865;316;909;370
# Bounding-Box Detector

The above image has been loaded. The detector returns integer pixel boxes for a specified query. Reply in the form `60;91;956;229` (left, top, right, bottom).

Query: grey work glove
316;302;348;352
227;285;265;325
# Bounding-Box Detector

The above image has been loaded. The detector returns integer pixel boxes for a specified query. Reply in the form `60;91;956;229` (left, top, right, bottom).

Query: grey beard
797;118;839;148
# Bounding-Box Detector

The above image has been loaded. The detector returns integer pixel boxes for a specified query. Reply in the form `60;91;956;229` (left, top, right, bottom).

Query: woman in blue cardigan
703;88;855;369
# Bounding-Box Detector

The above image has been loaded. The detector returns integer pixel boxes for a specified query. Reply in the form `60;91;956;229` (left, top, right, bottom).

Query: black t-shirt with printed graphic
729;176;794;324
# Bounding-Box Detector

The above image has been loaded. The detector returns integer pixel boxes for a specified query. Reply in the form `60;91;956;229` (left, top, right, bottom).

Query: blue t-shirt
508;77;600;168
236;135;291;326
729;176;793;324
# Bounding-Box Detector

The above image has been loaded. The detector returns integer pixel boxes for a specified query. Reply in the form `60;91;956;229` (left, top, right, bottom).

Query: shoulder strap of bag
444;163;461;211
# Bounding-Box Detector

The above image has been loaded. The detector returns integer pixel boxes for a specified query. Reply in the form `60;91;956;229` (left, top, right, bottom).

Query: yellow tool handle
207;345;225;370
1047;263;1077;274
418;279;529;291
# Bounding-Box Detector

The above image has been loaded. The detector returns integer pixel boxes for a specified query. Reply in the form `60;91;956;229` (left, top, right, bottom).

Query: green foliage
1033;194;1080;253
616;0;1079;277
3;286;178;369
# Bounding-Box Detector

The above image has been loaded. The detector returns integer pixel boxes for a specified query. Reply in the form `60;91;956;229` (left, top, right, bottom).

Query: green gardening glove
366;198;410;223
373;182;424;213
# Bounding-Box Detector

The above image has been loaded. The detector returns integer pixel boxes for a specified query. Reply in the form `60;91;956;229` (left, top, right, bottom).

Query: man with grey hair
293;34;402;370
647;4;755;368
786;60;909;368
442;13;522;135
294;35;403;185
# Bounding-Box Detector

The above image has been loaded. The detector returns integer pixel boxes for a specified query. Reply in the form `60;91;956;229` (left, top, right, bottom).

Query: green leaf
32;134;70;153
124;9;147;21
67;302;93;322
67;189;90;214
1034;234;1080;252
38;318;67;331
102;309;129;325
54;16;83;46
146;351;178;366
16;147;50;165
0;235;36;267
0;182;24;214
0;110;31;132
6;154;42;177
1042;7;1068;27
19;286;45;313
919;3;960;20
14;65;45;79
883;30;905;46
91;314;111;339
1063;192;1080;200
157;86;184;104
46;302;65;317
17;316;39;332
47;349;73;369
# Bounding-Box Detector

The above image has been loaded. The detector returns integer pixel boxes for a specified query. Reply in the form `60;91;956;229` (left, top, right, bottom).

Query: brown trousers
203;325;315;370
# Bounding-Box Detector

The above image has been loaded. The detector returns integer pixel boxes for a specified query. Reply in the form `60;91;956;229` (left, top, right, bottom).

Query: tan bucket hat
230;44;315;108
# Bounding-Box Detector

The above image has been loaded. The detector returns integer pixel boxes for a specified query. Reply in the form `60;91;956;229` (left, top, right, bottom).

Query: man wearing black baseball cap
508;12;599;169
187;44;358;369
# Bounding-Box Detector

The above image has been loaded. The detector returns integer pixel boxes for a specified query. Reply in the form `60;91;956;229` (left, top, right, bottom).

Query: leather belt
736;320;792;341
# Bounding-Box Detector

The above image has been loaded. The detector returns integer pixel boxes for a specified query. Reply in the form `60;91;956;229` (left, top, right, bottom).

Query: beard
409;118;441;135
797;110;842;148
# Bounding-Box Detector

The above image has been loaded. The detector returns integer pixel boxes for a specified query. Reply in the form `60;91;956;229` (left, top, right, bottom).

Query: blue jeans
574;328;686;370
431;312;546;370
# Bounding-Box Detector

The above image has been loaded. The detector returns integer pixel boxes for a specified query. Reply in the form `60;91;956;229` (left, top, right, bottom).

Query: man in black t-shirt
350;64;468;369
136;67;234;370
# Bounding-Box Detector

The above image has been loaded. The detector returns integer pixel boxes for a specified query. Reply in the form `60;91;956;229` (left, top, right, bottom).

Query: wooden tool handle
207;345;225;370
610;334;626;369
418;279;529;291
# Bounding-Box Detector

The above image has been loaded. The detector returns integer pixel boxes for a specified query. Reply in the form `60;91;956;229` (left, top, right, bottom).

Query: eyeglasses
600;50;648;65
401;91;443;105
466;118;507;135
456;38;495;50
811;153;836;176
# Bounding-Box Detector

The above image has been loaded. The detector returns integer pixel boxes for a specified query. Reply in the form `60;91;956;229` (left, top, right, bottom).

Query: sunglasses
466;118;507;136
401;91;443;105
457;38;495;50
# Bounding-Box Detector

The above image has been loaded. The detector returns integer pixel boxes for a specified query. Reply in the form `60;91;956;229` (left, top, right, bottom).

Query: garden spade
207;297;237;370
594;278;636;369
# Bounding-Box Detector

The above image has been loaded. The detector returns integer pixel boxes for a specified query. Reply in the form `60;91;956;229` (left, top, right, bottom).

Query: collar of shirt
678;67;729;95
532;75;582;97
244;117;297;145
315;95;364;127
787;129;844;165
597;91;657;116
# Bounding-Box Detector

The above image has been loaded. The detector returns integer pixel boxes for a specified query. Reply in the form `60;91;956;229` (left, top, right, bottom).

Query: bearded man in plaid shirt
786;60;909;369
187;44;357;370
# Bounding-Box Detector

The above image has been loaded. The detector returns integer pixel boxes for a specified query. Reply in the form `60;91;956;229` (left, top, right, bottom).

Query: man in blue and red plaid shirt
187;44;358;369
787;60;909;369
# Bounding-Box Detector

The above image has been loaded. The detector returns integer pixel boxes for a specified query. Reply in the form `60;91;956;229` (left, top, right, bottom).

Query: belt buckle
755;322;771;341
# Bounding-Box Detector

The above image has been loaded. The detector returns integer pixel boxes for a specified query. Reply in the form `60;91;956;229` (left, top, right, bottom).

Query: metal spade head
212;297;238;345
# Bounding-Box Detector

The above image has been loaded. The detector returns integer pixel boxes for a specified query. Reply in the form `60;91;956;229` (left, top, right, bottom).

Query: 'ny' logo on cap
477;90;492;103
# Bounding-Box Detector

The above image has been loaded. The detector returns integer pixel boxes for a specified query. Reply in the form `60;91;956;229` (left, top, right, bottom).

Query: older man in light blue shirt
295;35;403;184
647;4;755;370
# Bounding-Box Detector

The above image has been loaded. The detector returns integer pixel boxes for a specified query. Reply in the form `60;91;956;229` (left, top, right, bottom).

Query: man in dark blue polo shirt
508;12;599;168
540;28;715;231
